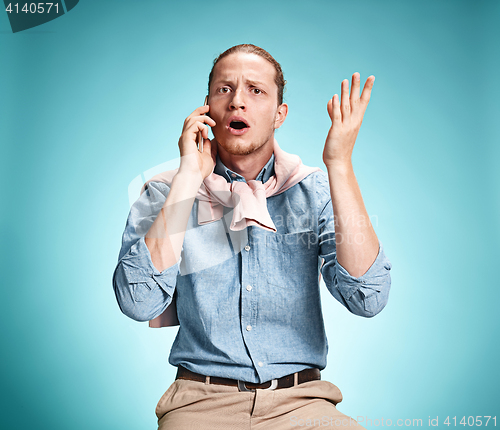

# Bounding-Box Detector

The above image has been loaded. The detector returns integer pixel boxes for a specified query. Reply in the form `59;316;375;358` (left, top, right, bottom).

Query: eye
251;88;262;95
217;87;231;94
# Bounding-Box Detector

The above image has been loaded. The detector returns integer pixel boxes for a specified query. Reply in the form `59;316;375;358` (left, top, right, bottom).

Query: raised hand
323;73;374;169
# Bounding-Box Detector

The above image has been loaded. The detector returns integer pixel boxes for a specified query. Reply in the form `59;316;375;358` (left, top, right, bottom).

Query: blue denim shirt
113;154;392;383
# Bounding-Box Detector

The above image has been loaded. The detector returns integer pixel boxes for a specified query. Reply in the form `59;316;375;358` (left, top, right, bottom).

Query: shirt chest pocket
264;231;319;288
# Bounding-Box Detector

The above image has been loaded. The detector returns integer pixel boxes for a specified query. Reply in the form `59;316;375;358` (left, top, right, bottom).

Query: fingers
184;105;216;129
180;118;213;153
183;113;216;145
340;79;351;121
329;94;341;123
200;121;210;140
326;93;341;123
180;104;218;159
185;113;216;129
191;120;210;140
350;72;360;106
360;75;375;106
336;74;375;121
190;104;210;117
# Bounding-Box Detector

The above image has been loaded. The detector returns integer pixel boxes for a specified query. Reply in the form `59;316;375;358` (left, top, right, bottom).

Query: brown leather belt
176;365;320;392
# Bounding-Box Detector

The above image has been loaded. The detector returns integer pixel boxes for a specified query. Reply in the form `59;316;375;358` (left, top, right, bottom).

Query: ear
274;103;288;129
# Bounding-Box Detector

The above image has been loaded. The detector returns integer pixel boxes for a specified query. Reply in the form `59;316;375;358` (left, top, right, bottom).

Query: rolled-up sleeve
332;243;392;316
316;174;392;317
112;182;180;322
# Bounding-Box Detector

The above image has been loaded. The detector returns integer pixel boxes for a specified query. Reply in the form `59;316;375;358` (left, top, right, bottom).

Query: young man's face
208;52;288;156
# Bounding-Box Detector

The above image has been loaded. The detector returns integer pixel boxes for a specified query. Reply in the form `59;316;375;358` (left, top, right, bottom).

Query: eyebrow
212;77;269;88
245;79;267;88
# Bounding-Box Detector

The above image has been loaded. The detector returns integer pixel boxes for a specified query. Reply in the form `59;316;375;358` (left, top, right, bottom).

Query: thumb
327;98;334;121
207;138;218;157
202;137;217;166
202;136;212;155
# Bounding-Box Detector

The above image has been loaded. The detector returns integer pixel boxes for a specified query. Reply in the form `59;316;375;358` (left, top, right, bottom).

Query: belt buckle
237;379;278;392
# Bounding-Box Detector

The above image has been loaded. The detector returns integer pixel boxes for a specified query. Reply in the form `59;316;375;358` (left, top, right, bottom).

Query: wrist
173;168;204;189
325;160;353;175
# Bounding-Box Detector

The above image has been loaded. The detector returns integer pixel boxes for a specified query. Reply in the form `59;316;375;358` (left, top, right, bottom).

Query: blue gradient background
1;1;499;429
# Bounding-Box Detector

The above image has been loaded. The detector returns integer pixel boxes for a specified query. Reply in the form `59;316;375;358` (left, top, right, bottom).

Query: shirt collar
214;153;275;184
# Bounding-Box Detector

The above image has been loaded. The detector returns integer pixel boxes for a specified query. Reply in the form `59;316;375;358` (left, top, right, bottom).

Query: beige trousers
156;378;366;429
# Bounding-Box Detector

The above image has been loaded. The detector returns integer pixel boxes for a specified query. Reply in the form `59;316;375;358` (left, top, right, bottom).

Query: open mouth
230;121;248;130
227;117;250;135
227;116;250;136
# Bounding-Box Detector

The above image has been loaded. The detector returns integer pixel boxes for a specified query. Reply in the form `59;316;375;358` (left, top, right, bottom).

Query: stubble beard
215;126;275;156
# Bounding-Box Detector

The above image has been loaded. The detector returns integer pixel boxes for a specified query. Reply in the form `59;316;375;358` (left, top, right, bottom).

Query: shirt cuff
120;236;180;297
336;242;392;303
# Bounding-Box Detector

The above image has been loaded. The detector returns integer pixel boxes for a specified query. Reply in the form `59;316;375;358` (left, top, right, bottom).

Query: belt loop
294;372;298;386
205;376;210;385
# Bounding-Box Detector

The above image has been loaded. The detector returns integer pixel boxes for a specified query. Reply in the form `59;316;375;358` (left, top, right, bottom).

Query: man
113;44;391;429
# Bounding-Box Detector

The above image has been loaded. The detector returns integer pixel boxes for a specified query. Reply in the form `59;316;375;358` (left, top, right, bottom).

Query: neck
217;140;274;182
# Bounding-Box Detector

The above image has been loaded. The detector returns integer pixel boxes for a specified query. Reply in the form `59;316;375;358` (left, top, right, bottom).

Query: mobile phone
197;95;209;152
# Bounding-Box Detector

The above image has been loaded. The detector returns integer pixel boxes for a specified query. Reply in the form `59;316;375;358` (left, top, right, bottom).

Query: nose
229;89;245;111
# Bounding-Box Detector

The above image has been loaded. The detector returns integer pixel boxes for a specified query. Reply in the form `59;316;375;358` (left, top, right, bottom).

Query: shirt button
258;362;263;367
231;173;237;178
246;325;252;331
244;245;251;251
246;285;252;291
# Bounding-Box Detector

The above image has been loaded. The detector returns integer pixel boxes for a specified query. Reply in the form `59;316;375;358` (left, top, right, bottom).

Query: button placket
241;240;254;337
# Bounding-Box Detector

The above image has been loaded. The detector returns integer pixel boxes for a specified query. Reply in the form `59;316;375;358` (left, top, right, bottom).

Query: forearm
145;166;203;272
326;161;379;278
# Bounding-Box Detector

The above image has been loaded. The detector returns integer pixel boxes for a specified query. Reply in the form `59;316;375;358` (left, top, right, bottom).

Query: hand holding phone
178;98;215;180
